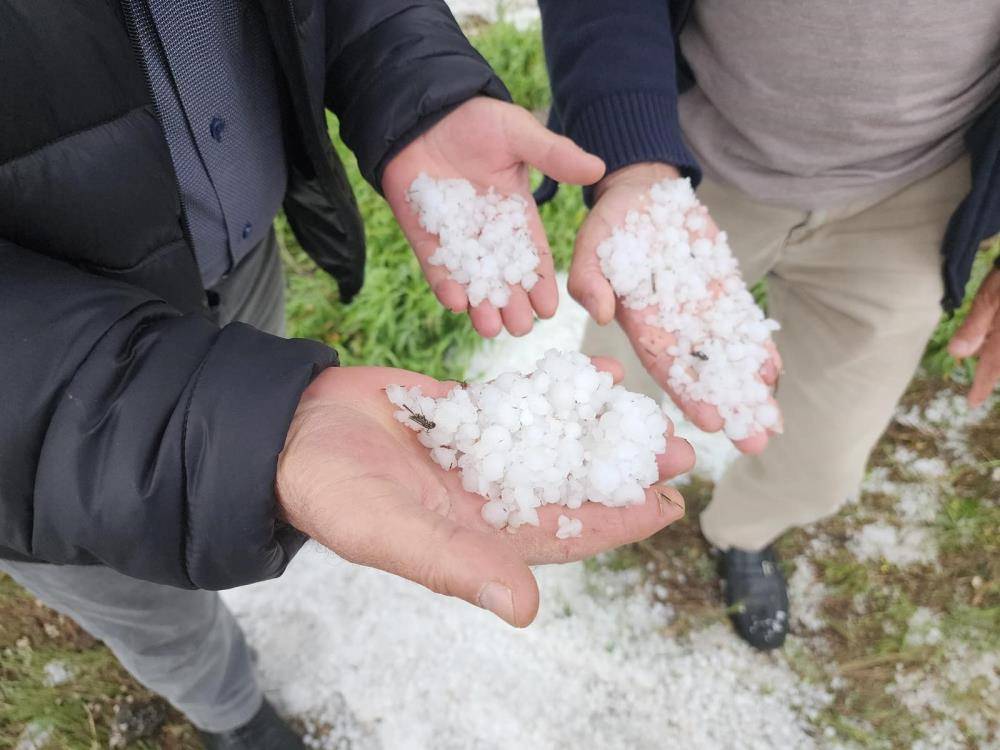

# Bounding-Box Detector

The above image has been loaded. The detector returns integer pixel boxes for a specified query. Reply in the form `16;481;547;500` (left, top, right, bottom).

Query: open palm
382;97;605;339
276;360;693;627
572;163;783;454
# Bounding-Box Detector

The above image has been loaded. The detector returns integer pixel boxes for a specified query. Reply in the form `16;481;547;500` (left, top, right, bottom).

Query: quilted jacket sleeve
0;241;337;589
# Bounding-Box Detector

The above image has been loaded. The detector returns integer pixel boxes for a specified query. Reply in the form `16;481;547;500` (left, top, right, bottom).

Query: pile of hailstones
597;177;781;441
386;350;668;538
407;173;540;308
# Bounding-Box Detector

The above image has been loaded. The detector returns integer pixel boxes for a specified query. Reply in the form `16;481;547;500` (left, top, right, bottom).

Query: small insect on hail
403;404;436;431
691;350;709;361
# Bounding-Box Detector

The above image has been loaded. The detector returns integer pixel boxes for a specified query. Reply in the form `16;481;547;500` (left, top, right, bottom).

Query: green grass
0;576;198;749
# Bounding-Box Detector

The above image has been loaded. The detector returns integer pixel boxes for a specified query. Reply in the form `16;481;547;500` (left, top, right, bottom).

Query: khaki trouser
583;157;971;550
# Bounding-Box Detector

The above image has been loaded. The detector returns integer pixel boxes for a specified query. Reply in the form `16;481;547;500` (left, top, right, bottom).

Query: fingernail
478;582;515;623
583;293;601;321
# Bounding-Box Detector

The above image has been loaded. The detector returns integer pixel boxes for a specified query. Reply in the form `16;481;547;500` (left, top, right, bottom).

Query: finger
732;430;770;455
524;207;559;320
588;355;625;384
968;328;1000;406
514;483;686;565
568;214;617;324
469;301;503;339
500;285;535;337
411;236;470;314
432;278;469;314
949;280;1000;358
760;342;783;386
657;435;696;478
506;108;605;186
383;185;471;313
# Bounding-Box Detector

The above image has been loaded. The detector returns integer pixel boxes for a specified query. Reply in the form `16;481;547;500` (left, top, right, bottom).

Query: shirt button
242;222;253;240
209;116;226;142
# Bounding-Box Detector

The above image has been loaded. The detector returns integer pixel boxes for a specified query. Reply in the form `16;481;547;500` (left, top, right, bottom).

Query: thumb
568;211;617;324
949;273;1000;358
321;480;541;627
420;520;541;627
506;108;605;186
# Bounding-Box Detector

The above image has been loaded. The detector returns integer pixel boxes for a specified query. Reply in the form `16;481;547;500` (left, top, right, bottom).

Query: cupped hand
571;162;783;454
382;97;605;339
276;360;694;627
948;267;1000;406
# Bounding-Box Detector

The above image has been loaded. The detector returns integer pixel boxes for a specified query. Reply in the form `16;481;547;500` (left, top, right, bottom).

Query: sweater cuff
566;92;702;204
182;323;338;589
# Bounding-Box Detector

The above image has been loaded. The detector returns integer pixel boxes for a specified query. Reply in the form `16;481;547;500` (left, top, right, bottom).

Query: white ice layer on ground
597;178;780;441
223;545;829;750
387;350;667;531
222;274;832;748
407;173;540;308
445;0;541;28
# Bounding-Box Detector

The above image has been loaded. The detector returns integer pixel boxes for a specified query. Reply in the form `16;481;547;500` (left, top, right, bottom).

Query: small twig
837;649;930;673
655;488;684;512
637;539;671;566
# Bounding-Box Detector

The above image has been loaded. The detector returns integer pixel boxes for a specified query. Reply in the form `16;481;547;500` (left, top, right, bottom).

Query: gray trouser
0;231;284;733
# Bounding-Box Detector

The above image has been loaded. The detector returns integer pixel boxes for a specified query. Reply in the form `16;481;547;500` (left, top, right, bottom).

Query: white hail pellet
596;178;781;441
386;350;668;536
556;514;583;540
406;173;541;308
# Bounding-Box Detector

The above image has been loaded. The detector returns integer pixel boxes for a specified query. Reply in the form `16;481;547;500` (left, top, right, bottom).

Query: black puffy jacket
0;0;508;588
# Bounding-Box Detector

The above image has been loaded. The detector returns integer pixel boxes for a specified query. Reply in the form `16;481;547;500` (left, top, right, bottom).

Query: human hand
382;97;605;339
276;360;693;627
571;162;783;454
948;267;1000;406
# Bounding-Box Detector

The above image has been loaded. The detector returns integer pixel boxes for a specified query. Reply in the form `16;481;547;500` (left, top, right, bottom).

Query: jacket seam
177;331;221;589
80;236;189;274
29;298;173;558
0;104;150;169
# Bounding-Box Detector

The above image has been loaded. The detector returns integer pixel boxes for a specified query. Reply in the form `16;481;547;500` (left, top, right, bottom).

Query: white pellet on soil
222;545;831;750
407;173;541;308
386;350;668;534
596;177;780;441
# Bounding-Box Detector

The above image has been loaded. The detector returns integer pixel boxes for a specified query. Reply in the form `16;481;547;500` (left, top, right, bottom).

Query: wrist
593;162;683;202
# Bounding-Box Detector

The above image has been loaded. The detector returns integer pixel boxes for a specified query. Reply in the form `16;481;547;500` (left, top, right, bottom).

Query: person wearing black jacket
537;0;1000;651
0;1;695;746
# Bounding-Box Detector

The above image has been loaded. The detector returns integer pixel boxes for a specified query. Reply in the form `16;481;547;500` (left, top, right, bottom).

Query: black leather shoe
721;545;789;651
199;700;304;750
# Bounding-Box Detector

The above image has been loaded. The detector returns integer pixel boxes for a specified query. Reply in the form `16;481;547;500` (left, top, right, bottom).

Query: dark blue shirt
124;0;288;287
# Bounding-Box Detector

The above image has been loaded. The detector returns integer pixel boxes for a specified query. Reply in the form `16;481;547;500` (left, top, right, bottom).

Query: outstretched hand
276;360;694;627
382;97;605;339
949;267;1000;406
571;162;783;455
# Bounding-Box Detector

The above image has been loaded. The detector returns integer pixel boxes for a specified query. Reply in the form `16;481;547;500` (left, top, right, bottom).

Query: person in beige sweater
538;0;1000;649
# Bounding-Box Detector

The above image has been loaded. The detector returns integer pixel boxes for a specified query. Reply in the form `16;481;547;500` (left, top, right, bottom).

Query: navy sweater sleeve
538;0;701;187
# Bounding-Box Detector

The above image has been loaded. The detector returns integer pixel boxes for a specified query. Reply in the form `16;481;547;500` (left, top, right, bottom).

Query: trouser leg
0;560;263;732
702;157;970;549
